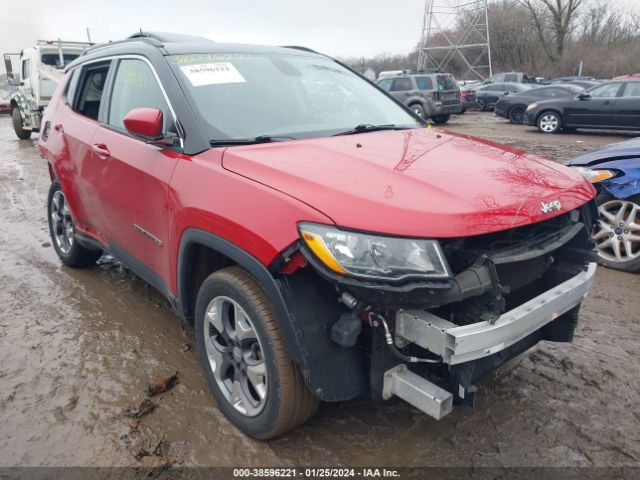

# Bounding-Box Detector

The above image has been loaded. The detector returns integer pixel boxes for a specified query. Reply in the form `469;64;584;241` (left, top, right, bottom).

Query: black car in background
475;82;533;111
526;79;640;133
495;84;585;124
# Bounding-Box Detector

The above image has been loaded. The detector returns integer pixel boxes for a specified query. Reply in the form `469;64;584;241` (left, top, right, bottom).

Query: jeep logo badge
541;200;562;214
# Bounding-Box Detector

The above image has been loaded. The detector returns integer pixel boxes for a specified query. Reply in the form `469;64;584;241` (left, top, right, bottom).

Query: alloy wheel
50;190;75;254
539;114;559;132
204;296;268;417
593;199;640;263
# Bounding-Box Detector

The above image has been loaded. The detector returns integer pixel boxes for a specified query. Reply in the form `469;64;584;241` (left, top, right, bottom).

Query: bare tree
518;0;583;62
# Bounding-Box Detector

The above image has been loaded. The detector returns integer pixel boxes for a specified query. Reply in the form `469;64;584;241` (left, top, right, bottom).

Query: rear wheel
195;266;319;439
508;106;525;124
47;180;102;267
431;114;450;125
12;108;31;140
592;195;640;272
409;104;425;119
477;98;486;112
537;111;562;133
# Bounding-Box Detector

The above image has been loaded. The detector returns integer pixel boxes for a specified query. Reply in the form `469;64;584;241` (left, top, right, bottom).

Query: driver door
566;82;622;126
91;58;180;287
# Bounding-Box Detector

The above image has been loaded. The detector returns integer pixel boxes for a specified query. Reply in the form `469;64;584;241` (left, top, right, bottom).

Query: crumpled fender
594;158;640;200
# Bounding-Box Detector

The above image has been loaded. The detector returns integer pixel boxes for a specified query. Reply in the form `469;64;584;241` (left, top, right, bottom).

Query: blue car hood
565;137;640;166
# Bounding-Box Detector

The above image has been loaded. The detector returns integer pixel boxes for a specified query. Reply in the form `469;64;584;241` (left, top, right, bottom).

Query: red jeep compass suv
39;32;598;439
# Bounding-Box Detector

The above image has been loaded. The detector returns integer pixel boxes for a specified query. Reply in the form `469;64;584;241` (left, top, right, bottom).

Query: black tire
536;110;562;134
12;108;31;140
460;108;466;114
47;180;102;267
477;98;487;111
409;103;425;119
508;106;525;124
195;266;319;439
592;193;640;273
431;114;450;125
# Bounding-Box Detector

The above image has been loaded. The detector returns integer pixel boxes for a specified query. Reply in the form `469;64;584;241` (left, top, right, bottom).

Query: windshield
169;53;420;141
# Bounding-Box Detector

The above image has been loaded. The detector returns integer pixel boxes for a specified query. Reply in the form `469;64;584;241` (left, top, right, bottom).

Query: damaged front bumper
395;262;596;365
383;262;596;419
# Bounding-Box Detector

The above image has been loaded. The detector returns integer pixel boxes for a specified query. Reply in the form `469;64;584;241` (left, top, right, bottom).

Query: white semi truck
4;40;91;139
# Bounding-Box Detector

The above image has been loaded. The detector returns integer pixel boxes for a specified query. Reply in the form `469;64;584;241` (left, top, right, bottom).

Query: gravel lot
0;112;638;470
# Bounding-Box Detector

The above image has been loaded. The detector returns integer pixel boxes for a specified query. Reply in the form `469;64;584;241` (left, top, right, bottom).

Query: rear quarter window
415;76;434;90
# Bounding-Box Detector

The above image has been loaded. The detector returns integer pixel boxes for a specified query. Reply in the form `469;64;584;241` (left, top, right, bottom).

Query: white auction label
180;62;246;87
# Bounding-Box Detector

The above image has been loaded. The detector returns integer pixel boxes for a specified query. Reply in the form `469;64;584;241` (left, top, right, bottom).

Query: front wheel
592;195;640;272
537;111;562;133
12;108;31;140
195;266;319;439
431;114;450;125
47;180;102;267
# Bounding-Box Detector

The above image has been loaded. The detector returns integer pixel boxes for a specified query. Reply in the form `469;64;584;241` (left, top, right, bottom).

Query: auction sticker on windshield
180;62;246;86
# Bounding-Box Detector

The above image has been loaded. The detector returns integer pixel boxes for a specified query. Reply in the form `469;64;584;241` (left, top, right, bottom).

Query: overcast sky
1;0;638;61
0;0;428;59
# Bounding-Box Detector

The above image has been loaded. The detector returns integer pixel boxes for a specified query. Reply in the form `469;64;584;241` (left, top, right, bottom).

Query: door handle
603;100;613;105
91;143;110;159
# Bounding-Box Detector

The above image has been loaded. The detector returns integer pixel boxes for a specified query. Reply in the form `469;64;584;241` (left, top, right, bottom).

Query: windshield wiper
209;135;296;147
332;124;410;136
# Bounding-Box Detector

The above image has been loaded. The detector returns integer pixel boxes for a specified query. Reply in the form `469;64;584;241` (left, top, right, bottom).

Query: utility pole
418;0;492;80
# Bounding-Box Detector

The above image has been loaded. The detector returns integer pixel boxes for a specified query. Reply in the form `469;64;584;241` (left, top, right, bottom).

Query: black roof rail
81;31;213;57
127;31;213;44
280;45;319;54
82;36;162;56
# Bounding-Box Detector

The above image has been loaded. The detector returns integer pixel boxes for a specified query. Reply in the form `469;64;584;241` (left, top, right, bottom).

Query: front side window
377;78;392;91
108;59;175;133
589;83;622;98
170;53;419;141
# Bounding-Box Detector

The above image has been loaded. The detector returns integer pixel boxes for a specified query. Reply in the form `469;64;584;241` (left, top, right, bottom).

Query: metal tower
418;0;492;80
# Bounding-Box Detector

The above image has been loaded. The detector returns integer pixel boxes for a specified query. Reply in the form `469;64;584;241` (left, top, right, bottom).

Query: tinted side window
622;82;640;97
74;62;111;120
589;83;622;98
390;77;413;92
22;59;30;80
415;76;433;90
108;59;174;133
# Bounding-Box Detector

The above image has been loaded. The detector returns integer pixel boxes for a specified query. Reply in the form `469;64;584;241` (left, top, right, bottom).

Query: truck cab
4;40;90;139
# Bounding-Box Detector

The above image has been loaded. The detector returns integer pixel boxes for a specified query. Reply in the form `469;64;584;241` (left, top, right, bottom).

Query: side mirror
503;91;510;95
123;107;163;138
578;92;591;100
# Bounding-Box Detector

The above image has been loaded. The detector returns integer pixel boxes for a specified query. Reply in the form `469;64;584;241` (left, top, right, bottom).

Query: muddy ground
0;112;638;468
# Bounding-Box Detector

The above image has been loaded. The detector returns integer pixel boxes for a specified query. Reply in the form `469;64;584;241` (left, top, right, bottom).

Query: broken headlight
298;223;451;281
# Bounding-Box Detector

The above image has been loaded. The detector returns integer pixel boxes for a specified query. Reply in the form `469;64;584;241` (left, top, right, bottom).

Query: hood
220;128;595;238
565;137;640;166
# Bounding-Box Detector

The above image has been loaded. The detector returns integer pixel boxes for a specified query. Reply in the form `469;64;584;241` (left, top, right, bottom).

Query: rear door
91;57;180;287
614;82;640;128
565;82;622;126
57;60;113;242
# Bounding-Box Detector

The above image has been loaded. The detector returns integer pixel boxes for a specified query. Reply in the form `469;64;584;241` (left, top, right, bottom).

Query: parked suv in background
377;73;462;124
40;32;598;439
484;71;538;84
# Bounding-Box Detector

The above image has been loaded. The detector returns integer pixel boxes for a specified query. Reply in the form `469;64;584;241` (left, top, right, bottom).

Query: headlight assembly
298;223;451;281
572;166;615;183
526;103;538;111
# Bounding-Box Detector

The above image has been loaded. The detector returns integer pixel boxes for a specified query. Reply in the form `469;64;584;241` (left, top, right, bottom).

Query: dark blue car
566;137;640;272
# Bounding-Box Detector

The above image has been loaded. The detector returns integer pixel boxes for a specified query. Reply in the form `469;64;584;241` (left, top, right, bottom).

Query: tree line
340;0;640;80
